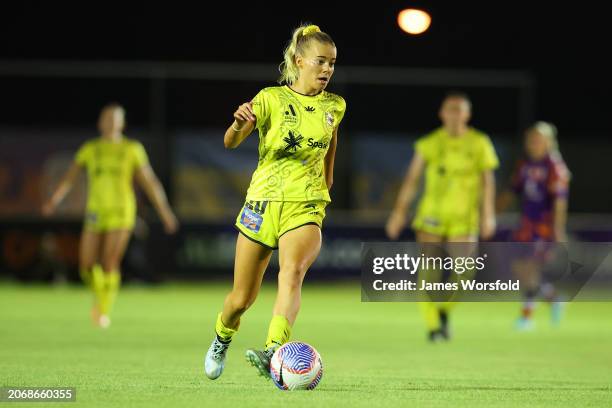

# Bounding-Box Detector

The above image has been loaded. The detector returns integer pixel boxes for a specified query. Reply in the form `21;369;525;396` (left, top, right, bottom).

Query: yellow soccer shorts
235;200;328;249
412;209;479;238
84;206;136;232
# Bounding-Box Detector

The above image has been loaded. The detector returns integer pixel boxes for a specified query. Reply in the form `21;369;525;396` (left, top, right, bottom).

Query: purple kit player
499;121;571;330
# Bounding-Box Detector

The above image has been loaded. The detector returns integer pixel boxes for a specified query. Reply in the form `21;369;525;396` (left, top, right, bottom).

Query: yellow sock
265;315;291;351
101;270;121;316
438;301;456;314
91;265;106;310
419;302;440;331
215;312;238;342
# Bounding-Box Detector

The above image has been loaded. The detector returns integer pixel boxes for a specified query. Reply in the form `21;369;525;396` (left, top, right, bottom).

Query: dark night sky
1;2;610;133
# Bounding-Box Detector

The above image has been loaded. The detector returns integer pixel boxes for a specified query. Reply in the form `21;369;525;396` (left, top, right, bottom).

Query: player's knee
278;263;308;288
228;290;256;314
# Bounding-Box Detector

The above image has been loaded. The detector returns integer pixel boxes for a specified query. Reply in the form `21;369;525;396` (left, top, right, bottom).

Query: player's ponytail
278;24;335;85
530;121;560;158
529;121;571;178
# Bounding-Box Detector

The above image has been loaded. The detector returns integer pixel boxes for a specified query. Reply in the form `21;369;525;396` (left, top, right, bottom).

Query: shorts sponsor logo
246;200;268;215
240;207;263;233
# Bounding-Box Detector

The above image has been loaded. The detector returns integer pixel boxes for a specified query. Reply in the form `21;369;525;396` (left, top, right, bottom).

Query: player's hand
480;214;496;240
233;102;256;129
162;211;179;235
41;201;56;217
554;229;568;243
385;210;406;241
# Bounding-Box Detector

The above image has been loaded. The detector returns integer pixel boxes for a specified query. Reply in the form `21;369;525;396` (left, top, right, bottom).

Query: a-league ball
270;342;323;390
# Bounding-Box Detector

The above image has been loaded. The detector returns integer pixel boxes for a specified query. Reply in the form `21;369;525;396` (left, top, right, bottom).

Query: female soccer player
385;92;498;342
42;103;178;328
499;121;570;330
204;24;346;380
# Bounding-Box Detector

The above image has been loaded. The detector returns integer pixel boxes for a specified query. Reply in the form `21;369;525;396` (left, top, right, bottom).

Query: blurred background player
42;103;178;328
385;92;498;341
204;24;346;380
498;121;570;330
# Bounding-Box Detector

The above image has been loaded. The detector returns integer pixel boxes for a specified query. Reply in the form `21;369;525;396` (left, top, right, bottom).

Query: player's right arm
553;197;568;242
480;170;497;240
385;153;426;240
224;102;256;149
42;162;83;216
497;160;523;213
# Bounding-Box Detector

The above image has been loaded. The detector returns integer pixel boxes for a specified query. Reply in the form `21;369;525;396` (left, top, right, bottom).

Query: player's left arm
550;160;570;242
480;170;497;240
134;165;179;234
324;126;338;190
553;197;568;242
479;135;499;240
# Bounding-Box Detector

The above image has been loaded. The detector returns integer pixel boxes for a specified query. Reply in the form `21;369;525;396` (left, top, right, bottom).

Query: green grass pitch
1;282;611;407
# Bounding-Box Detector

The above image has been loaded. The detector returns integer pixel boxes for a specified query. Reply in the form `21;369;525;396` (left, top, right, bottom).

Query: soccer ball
269;342;323;390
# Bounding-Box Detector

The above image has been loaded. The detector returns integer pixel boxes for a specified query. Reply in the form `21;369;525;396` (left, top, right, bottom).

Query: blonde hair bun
278;23;335;85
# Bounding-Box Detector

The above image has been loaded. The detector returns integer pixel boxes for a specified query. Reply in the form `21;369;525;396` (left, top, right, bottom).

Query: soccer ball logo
269;342;323;390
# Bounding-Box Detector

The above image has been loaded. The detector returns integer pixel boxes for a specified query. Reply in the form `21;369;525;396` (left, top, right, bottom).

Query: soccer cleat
439;310;451;340
515;317;535;331
245;348;275;379
439;326;451;341
204;336;231;380
91;305;110;328
428;329;448;343
98;314;111;329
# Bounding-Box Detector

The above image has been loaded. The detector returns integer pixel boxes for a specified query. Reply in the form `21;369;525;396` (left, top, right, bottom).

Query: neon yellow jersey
75;137;149;212
246;85;346;202
414;127;499;224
